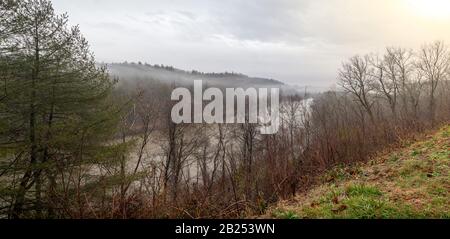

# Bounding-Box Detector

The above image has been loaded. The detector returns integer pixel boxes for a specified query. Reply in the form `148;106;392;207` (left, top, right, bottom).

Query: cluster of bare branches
338;42;450;127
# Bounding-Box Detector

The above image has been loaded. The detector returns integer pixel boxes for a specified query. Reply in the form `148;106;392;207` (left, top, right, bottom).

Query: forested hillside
105;62;285;88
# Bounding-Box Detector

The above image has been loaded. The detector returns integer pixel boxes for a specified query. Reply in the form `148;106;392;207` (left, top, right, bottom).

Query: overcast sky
52;0;450;88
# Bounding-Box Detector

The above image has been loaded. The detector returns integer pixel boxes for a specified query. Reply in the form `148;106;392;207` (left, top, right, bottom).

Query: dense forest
0;0;449;219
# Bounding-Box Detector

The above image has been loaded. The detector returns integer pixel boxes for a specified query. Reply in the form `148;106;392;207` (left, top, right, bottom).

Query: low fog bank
101;62;320;95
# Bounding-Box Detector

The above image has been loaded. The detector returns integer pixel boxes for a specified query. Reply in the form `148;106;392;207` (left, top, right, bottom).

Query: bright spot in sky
405;0;450;20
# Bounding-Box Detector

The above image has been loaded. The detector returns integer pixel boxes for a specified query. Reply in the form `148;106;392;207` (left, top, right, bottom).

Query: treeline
1;0;449;219
311;44;450;171
113;61;248;78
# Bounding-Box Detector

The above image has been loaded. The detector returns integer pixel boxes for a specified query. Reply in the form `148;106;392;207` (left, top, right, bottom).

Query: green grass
268;125;450;219
272;210;300;219
346;184;382;197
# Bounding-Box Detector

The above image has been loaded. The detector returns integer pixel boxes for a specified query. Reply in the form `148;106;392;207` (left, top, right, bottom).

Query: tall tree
417;41;450;126
338;55;377;123
0;0;126;218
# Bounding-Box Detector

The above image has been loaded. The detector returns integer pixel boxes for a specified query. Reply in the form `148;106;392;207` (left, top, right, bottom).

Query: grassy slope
268;125;450;219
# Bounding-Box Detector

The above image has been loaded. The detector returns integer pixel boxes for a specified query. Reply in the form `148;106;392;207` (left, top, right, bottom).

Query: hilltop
103;62;287;88
266;125;450;219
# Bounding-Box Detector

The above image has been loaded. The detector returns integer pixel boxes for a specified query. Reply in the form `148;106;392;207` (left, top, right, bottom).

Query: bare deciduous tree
417;41;450;126
339;55;377;123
